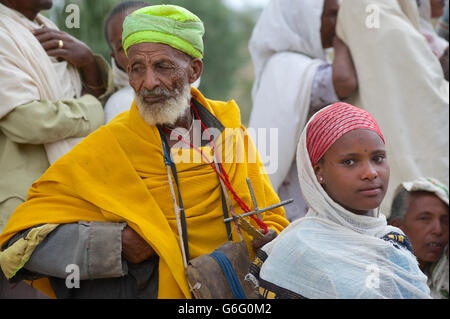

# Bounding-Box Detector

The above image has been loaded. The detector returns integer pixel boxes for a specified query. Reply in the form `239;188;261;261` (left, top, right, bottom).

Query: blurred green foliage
47;0;261;124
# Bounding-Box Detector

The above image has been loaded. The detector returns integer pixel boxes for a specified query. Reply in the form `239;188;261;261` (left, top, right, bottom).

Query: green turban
122;5;205;59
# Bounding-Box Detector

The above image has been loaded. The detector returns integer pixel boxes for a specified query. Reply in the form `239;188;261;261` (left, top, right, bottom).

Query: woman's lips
358;186;382;196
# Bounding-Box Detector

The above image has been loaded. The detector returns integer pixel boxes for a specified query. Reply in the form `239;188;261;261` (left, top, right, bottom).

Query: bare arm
121;225;156;264
332;36;358;100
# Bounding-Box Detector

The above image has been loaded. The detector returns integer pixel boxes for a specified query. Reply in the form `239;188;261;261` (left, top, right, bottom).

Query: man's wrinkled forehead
127;42;191;63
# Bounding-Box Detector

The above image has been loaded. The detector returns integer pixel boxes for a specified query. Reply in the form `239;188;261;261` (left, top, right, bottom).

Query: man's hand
121;225;155;264
33;27;105;97
251;229;277;252
33;27;95;68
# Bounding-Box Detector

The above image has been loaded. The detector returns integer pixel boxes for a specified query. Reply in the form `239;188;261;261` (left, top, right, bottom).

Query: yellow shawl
0;88;288;298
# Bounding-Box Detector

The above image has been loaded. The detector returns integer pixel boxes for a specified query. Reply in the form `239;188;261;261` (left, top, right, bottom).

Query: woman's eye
373;155;385;163
342;159;355;166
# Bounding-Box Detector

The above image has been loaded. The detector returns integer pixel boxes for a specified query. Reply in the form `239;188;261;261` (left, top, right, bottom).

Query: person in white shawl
336;0;449;218
417;0;449;58
249;102;430;299
248;0;358;221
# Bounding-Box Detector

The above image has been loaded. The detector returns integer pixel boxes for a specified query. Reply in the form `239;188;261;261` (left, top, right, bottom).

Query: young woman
249;102;431;299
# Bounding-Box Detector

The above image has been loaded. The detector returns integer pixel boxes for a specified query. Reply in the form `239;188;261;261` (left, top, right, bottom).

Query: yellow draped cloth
0;88;289;299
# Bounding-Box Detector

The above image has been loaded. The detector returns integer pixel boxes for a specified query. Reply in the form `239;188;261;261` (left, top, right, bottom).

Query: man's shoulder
192;88;242;129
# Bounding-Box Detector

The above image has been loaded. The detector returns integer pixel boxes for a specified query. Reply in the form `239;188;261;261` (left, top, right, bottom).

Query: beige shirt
0;4;114;232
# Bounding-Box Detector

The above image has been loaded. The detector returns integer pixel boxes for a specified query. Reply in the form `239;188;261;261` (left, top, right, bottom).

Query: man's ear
188;58;203;84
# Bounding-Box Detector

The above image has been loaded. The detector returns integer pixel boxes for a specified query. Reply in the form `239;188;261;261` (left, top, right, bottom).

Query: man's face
127;42;202;126
398;192;449;265
320;0;340;49
314;129;390;216
10;0;53;11
107;12;129;71
430;0;446;18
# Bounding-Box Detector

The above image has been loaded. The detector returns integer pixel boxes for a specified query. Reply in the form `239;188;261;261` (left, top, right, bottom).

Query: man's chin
136;99;189;127
135;84;192;127
40;0;54;10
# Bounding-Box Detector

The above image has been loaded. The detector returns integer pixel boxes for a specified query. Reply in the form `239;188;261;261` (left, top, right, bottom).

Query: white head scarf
249;0;326;91
248;0;327;191
258;105;431;299
397;177;449;206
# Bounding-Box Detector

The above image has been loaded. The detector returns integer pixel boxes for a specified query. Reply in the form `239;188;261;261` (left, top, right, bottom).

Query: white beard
135;84;192;126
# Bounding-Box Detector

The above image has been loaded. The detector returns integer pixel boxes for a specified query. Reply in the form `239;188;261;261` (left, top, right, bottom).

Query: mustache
138;87;174;99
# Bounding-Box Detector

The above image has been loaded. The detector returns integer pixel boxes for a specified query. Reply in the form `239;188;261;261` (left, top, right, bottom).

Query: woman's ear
188;58;203;84
313;162;324;184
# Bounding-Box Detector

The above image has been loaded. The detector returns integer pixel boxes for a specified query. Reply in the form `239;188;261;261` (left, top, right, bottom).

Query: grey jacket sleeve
24;221;128;280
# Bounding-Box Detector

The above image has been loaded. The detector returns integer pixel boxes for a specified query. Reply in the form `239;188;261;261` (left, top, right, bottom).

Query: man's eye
156;63;172;70
132;65;144;72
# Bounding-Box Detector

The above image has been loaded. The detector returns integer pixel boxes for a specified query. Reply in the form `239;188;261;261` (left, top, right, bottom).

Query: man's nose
431;219;444;236
142;68;160;91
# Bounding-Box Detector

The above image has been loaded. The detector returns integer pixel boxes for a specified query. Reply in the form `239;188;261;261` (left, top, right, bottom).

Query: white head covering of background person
248;0;327;192
417;0;449;57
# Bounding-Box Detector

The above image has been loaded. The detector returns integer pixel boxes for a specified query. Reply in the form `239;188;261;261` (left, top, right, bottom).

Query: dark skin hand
121;226;277;263
122;225;155;264
252;229;277;252
32;27;105;97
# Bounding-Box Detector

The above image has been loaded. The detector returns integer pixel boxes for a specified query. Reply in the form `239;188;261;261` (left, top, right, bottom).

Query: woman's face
397;192;449;266
320;0;340;49
430;0;446;18
314;129;390;216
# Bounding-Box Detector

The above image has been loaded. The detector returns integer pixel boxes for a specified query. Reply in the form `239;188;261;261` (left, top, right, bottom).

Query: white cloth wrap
248;0;326;191
0;3;86;164
335;0;449;217
258;106;431;299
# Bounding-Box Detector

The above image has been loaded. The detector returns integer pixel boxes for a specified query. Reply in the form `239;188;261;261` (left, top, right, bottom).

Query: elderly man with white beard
0;5;289;299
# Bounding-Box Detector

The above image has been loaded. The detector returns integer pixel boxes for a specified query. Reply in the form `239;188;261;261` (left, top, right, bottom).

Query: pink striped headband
306;102;385;166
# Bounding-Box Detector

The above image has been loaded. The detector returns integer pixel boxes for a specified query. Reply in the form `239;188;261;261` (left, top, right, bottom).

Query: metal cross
223;178;293;224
